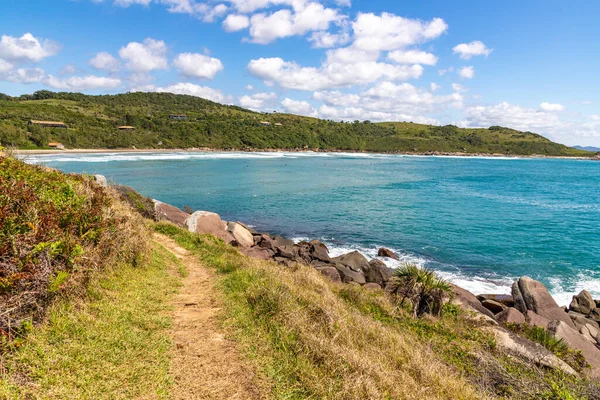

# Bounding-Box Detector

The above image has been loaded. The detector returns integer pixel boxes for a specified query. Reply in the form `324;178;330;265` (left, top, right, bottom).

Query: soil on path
154;233;266;400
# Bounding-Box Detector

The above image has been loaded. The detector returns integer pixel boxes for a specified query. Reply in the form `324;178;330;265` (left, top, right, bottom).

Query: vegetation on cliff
0;90;590;156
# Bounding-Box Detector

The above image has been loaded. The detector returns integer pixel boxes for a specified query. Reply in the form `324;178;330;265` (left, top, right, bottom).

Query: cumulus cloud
152;82;234;103
5;68;47;84
453;40;492;59
222;14;250;31
173;52;224;79
281;97;318;116
430;82;440;91
45;75;122;90
458;66;474;79
248;56;424;90
90;52;121;71
238;91;278;110
540;102;564;112
119;38;168;72
59;64;78;76
309;29;350;48
247;2;343;44
352;13;447;52
463;102;560;132
387;49;438;65
0;33;60;63
0;59;13;74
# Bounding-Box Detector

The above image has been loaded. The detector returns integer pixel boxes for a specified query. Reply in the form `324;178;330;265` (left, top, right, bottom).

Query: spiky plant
388;264;453;318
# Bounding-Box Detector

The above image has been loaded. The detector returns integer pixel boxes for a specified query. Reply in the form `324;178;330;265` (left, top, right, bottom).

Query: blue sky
1;0;599;145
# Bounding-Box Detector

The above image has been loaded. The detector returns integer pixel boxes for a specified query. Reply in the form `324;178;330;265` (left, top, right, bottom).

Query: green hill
0;90;590;156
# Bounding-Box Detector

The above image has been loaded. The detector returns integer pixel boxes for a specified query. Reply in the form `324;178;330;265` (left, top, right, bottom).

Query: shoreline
12;147;598;160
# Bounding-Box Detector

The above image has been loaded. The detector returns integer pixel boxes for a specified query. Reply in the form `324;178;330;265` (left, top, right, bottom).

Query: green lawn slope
0;90;591;156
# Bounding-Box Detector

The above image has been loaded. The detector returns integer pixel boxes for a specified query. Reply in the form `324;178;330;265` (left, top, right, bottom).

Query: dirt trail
153;233;266;400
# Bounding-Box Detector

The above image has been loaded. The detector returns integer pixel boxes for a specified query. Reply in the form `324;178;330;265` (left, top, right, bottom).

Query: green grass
0;90;593;156
0;245;182;399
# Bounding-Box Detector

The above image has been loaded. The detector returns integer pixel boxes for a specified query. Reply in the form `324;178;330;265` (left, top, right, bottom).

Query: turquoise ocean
24;151;600;305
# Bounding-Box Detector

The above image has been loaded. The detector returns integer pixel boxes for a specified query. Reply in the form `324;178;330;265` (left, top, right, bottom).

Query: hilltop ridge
0;90;591;156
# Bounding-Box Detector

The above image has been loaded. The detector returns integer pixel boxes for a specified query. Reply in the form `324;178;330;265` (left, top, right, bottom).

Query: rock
586;324;600;340
481;299;507;314
476;294;515;308
363;259;392;285
377;248;399;260
590;308;600;323
240;247;273;260
276;245;296;259
333;251;369;272
93;174;107;187
309;240;331;262
227;222;254;247
548;320;600;378
334;264;366;285
496;308;525;324
153;200;190;227
235;222;257;234
483;326;577;376
451;284;496;320
580;325;598;344
568;311;597;330
185;211;232;242
273;235;294;248
274;257;297;268
524;311;550;329
315;266;342;283
511;276;575;329
257;234;275;251
363;283;382;290
570;290;595;315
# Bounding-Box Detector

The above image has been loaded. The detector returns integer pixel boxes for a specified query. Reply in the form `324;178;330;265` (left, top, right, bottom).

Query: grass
0;244;182;399
154;222;600;399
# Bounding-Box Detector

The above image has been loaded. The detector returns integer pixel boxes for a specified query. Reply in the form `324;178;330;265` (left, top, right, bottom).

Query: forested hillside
0;90;590;156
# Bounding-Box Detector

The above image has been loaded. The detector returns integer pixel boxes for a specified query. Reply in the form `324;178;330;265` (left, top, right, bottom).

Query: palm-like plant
388;264;453;318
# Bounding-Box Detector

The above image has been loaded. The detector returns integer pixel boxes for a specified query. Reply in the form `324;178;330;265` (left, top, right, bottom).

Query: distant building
169;114;187;120
48;142;65;150
259;121;272;126
118;126;136;131
29;120;67;128
274;123;283;127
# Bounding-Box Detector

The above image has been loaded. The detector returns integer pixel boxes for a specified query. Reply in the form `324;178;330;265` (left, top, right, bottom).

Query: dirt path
153;233;266;400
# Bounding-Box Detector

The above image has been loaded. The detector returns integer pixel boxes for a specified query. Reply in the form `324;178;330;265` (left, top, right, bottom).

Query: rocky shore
96;176;600;380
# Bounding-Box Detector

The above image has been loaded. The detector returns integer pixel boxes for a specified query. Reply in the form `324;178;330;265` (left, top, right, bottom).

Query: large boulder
483;326;577;376
476;294;515;308
481;299;507;314
377;248;399;260
548;320;600;378
333;251;369;272
227;222;254;247
240;247;273;260
185;211;231;242
495;308;525;325
93;174;107;187
334;264;366;285
451;284;496;320
273;236;295;248
315;266;342;283
309;240;331;262
570;290;596;315
154;200;190;227
511;277;575;329
524;310;550;329
363;259;392;285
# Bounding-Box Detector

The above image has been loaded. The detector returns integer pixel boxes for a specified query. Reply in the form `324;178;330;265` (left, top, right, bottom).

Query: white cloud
110;0;228;21
453;40;492;59
335;0;351;6
0;33;60;64
59;64;77;76
352;13;447;52
245;84;254;90
90;52;121;71
247;56;423;91
309;29;350;48
5;68;46;84
281;97;317;116
463;102;560;132
316;103;439;124
438;67;453;76
222;14;250;31
226;0;295;14
451;82;465;92
0;59;13;74
430;82;440;91
238;91;278;110
119;38;168;72
458;66;474;79
247;2;343;44
45;75;122;90
540;102;564;112
173;52;224;79
387;49;438;65
114;0;152;6
153;82;234;103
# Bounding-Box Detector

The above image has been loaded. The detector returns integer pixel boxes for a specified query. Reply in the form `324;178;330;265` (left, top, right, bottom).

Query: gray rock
451;284;495;320
524;310;550;329
481;299;507;314
93;174;107;187
363;259;392;285
496;308;525;325
580;325;598;344
548;320;600;378
309;240;331;262
153;200;190;227
315;266;342;282
377;248;399;260
570;290;595;315
334;263;366;285
363;282;382;290
568;311;596;330
511;276;575;329
273;235;295;248
185;211;233;242
257;234;275;251
276;245;296;259
333;251;369;272
240;247;273;260
476;294;515;308
227;222;254;247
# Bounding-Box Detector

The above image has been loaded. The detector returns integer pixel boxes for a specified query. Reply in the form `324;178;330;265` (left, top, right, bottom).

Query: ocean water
22;151;600;305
